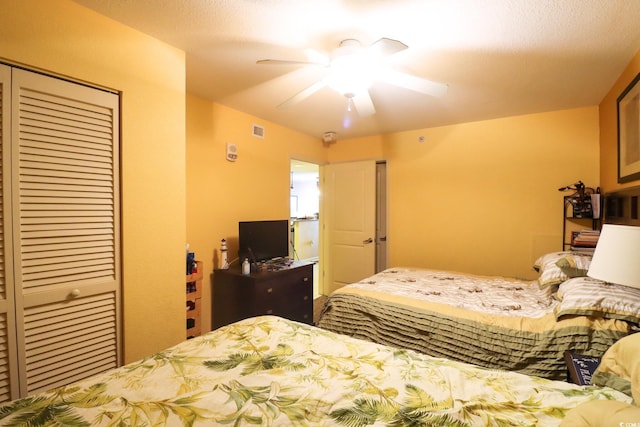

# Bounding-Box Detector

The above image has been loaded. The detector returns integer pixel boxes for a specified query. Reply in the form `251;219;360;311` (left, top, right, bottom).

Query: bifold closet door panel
0;63;20;403
11;68;121;397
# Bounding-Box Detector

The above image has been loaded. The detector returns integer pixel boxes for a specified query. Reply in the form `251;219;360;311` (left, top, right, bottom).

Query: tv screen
238;220;289;263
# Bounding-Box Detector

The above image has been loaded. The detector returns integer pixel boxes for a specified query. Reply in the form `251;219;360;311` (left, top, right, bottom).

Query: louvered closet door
11;69;121;397
0;65;19;403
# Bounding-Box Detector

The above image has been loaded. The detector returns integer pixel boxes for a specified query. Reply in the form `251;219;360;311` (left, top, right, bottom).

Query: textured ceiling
73;0;640;140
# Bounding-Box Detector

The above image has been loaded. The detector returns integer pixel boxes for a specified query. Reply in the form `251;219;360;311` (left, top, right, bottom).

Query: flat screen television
238;219;289;263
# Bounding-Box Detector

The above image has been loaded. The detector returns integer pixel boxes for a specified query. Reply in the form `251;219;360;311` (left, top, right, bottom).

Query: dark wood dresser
213;261;313;329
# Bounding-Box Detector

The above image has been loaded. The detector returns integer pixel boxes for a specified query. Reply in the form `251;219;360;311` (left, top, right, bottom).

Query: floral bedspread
0;316;630;426
350;267;556;317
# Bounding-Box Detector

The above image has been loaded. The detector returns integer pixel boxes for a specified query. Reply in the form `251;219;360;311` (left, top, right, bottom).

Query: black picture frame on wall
618;72;640;183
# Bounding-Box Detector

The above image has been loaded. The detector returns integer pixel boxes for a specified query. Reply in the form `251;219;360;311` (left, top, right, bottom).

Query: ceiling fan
257;37;448;117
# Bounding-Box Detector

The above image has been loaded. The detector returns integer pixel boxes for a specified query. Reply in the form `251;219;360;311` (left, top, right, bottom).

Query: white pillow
533;251;592;290
554;277;640;324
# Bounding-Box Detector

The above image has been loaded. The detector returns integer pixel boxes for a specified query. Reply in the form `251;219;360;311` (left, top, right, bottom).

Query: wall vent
252;124;265;139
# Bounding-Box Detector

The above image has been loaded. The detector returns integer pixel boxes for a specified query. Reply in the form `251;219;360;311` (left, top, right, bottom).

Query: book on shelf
570;230;600;248
570;246;595;254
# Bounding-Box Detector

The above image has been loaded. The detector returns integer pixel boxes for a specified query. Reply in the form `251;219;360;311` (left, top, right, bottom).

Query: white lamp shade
587;224;640;289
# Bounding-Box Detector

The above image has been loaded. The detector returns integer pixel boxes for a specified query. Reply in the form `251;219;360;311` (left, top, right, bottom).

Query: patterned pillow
533;251;592;290
555;255;591;278
554;276;640;324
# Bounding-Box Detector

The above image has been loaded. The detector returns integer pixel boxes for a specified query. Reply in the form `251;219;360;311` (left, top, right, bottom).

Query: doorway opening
290;159;320;297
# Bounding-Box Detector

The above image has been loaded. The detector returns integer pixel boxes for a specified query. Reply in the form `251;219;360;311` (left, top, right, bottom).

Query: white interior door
322;160;376;294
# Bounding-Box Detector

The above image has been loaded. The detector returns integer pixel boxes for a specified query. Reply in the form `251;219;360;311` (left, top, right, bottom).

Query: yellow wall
3;0;627;361
0;0;187;363
599;48;640;191
185;94;325;332
328;107;600;279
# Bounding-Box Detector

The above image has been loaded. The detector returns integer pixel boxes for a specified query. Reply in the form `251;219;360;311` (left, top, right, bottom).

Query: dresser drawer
253;286;311;315
253;274;311;315
254;270;310;298
277;297;313;324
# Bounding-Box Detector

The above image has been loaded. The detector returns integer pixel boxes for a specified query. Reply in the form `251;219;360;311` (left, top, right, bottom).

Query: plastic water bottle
242;258;250;275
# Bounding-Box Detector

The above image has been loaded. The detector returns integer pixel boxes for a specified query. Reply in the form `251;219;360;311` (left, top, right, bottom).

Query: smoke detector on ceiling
323;131;337;144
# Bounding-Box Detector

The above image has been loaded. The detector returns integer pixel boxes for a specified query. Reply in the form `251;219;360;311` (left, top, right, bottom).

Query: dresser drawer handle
302;277;309;282
266;309;273;314
303;296;309;301
267;288;273;293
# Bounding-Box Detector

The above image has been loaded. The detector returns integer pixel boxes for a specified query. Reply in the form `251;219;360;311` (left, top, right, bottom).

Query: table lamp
587;224;640;289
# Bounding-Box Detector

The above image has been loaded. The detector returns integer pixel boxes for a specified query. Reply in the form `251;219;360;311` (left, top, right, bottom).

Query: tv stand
213;261;313;329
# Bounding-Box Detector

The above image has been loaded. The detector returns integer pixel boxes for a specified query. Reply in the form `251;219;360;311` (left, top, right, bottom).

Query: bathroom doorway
290;159;320;297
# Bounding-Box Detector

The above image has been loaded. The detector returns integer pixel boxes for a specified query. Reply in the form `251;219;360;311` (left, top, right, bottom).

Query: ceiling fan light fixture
325;72;373;97
325;41;381;97
259;37;447;117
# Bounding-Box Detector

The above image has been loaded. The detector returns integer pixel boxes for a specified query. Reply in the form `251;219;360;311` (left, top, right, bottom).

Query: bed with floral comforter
0;315;630;426
316;267;632;380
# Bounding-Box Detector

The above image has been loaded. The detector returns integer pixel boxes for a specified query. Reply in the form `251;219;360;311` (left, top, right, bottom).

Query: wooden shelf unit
562;194;600;250
186;261;203;338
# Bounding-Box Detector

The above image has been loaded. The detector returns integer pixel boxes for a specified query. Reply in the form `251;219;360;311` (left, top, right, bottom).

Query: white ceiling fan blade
258;49;329;67
352;92;376;116
304;48;330;65
257;59;326;66
369;37;408;57
379;69;448;97
278;80;327;109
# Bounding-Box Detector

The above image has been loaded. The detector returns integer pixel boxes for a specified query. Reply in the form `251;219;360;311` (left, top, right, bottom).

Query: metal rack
561;183;600;250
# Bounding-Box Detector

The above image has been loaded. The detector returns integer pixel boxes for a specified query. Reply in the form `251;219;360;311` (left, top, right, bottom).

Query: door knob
363;238;373;244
